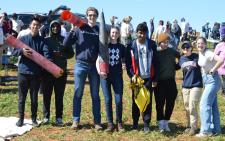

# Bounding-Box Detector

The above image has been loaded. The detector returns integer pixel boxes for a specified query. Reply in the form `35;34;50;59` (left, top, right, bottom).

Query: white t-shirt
198;49;216;74
12;19;24;33
181;22;189;34
120;22;129;37
17;28;31;39
137;40;152;78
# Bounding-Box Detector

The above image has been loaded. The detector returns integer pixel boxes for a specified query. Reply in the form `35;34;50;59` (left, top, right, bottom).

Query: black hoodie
45;20;74;72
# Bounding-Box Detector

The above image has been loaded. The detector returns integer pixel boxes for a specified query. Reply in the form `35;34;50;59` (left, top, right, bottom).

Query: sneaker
196;132;213;137
132;124;138;130
189;128;197;136
164;120;171;132
71;121;79;130
143;125;150;133
32;119;39;127
94;123;103;131
56;118;63;126
117;123;125;132
158;120;165;132
42;118;49;125
16;118;24;127
105;123;114;132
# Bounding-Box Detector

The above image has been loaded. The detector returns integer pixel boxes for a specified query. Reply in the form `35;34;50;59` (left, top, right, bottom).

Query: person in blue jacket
12;15;52;127
126;23;158;133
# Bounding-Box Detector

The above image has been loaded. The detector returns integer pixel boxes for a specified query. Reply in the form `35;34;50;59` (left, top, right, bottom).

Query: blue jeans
73;62;101;124
200;73;221;134
100;73;123;124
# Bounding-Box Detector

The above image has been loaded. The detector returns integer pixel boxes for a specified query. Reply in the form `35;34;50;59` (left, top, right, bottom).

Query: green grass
0;58;225;141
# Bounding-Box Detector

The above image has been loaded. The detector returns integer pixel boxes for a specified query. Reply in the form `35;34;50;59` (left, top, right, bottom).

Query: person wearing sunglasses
64;7;103;131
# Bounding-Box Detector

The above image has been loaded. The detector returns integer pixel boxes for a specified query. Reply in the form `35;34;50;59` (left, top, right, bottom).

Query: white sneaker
42;118;49;124
196;132;212;137
158;120;165;132
164;120;171;132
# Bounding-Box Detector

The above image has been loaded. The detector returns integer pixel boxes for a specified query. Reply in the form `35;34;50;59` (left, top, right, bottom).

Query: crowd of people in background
0;6;225;138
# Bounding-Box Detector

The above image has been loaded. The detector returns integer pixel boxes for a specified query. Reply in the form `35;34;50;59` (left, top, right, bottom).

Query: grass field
0;57;225;141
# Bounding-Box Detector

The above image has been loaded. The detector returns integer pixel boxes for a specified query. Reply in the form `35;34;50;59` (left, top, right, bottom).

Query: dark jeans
100;73;123;124
42;72;67;119
18;73;41;119
132;78;153;126
154;78;178;121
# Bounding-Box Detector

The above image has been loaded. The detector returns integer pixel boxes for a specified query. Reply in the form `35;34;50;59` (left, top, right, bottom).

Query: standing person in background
126;23;158;133
110;16;119;27
120;16;133;47
154;20;164;42
64;7;103;131
12;15;52;127
149;17;154;39
180;18;189;41
165;22;178;50
42;20;74;125
195;37;224;137
1;12;12;35
211;22;221;49
11;13;24;37
100;26;126;132
202;22;210;39
214;23;225;97
171;19;182;47
154;33;180;133
179;41;203;135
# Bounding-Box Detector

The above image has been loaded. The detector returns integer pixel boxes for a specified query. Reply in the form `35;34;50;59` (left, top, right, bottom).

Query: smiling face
51;23;61;34
30;20;41;36
110;27;120;43
87;10;97;26
197;38;207;53
182;46;192;56
159;40;169;50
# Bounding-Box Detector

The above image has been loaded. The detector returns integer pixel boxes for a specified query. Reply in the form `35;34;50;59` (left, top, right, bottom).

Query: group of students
5;6;225;137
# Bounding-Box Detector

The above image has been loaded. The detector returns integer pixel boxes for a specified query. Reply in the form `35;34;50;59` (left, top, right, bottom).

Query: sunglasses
88;14;97;18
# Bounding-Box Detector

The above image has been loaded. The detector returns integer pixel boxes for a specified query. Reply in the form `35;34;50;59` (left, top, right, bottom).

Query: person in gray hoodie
42;20;74;125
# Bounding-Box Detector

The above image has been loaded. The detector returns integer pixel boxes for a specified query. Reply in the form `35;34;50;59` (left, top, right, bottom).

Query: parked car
8;5;87;30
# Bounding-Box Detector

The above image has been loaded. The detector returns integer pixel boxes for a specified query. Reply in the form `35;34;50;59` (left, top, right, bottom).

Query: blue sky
0;0;224;32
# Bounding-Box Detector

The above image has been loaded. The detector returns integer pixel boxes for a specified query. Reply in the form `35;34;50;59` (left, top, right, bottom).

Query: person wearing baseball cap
179;41;203;135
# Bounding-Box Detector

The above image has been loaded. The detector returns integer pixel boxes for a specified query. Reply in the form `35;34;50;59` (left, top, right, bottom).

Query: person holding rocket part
64;7;103;131
12;15;52;127
42;20;74;126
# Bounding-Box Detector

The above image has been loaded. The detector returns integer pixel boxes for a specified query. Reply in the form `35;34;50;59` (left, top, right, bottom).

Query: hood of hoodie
49;20;61;36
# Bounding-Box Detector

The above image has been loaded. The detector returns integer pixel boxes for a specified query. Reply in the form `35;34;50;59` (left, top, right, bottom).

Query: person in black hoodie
42;20;74;125
12;15;52;127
